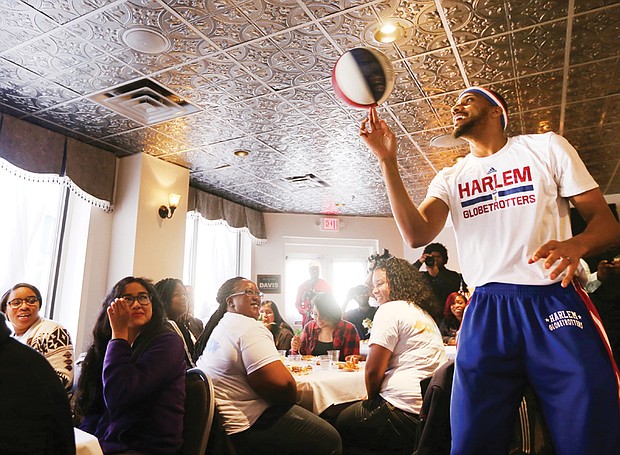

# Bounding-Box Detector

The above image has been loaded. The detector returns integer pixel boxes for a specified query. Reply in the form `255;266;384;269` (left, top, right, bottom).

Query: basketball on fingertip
332;47;395;109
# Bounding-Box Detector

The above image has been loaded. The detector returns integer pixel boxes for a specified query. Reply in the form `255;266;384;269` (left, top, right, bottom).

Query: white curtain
184;212;252;321
0;162;63;303
1;158;92;341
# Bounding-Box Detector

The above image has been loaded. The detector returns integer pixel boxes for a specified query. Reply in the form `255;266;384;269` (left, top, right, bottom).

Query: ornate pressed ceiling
0;0;618;216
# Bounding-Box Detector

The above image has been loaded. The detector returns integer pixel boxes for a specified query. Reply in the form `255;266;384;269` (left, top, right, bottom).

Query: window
1;167;63;307
183;212;252;321
283;238;378;325
1;159;92;339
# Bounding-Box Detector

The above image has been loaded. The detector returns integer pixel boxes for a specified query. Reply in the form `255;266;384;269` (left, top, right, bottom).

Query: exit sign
320;217;340;232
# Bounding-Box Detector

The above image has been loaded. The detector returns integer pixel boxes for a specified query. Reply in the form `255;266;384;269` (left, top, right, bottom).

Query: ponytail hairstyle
371;257;442;322
193;276;247;362
74;276;167;421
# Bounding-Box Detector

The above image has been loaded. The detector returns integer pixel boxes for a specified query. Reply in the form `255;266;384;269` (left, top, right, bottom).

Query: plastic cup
319;355;331;370
327;350;340;362
288;354;302;364
277;350;286;362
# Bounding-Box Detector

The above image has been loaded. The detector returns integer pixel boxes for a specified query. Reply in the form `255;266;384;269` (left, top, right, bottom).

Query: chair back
182;368;215;455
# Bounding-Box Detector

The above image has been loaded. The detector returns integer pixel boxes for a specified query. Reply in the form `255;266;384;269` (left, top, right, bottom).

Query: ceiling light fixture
374;22;403;44
159;193;181;219
234;150;250;157
122;27;171;54
430;134;467;148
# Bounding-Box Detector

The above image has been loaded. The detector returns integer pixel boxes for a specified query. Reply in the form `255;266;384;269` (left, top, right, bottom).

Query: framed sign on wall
257;274;281;294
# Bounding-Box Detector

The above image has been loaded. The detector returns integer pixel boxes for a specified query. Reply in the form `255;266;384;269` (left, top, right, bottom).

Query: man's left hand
529;239;586;287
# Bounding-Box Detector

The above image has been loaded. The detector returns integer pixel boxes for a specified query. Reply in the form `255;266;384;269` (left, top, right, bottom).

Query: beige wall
252;212;404;321
107;153;189;286
76;153;189;352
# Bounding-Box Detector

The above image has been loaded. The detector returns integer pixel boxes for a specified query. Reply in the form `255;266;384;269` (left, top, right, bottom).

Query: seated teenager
194;277;342;455
335;257;447;455
260;299;294;352
155;277;196;367
74;276;186;454
290;293;360;361
439;291;468;345
1;282;74;392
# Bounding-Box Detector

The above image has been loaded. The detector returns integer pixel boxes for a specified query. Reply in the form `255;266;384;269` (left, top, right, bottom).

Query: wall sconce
159;193;181;219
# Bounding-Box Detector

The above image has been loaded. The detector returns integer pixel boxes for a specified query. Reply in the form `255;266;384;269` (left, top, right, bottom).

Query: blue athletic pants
450;282;620;455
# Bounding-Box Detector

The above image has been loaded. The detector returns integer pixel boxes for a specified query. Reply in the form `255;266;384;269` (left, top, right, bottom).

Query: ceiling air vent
279;173;329;190
89;79;200;125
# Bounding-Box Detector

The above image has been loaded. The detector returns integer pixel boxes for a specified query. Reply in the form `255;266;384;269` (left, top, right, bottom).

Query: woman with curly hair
440;292;469;345
75;276;186;454
335;256;447;455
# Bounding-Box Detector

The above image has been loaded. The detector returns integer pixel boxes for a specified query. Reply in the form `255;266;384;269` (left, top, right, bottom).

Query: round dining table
291;359;367;415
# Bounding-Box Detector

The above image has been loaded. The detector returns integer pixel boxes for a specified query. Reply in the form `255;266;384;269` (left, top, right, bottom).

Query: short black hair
423;242;448;263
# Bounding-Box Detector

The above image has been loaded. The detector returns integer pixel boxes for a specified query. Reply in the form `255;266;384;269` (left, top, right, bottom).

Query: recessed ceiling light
234;150;250;157
374;22;403;44
122;27;170;54
430;134;467;148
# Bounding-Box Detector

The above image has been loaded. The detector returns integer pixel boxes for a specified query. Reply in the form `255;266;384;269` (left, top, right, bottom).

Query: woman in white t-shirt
335;256;447;455
194;276;342;455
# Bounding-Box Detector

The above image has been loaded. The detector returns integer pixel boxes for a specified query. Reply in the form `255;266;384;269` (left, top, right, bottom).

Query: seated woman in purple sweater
75;277;186;454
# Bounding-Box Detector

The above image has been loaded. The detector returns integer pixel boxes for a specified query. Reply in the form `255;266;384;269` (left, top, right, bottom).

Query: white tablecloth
294;363;367;414
74;427;103;455
445;345;457;360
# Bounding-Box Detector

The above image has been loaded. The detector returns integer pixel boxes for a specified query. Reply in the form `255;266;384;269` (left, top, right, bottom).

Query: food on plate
336;360;360;372
345;354;365;363
302;355;316;361
287;364;313;375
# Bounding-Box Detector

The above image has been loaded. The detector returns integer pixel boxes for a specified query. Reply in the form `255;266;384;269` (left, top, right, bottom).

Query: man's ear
491;105;503;120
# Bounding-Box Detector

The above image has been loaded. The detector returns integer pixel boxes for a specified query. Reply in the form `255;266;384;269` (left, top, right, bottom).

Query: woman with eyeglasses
290;293;360;361
335;257;447;455
194;277;342;455
74;276;186;454
1;282;74;392
155;277;196;367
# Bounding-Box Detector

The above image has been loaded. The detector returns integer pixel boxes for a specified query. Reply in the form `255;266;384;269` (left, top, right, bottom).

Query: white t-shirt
369;300;447;414
196;312;280;434
427;132;598;287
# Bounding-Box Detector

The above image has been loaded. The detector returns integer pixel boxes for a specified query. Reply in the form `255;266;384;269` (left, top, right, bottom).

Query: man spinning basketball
360;86;620;454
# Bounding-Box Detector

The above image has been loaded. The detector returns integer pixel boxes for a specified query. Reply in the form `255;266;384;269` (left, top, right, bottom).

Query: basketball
332;47;395;109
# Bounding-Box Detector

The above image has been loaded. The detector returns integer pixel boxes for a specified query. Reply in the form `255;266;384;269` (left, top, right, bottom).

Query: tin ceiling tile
0;0;618;216
0;1;56;52
570;6;619;65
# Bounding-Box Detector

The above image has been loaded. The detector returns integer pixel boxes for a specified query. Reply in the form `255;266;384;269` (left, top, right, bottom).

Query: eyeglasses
121;294;151;306
228;289;263;299
7;296;39;309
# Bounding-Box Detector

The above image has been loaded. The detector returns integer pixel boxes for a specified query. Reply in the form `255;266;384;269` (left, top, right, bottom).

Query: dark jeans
335;396;419;455
230;404;342;455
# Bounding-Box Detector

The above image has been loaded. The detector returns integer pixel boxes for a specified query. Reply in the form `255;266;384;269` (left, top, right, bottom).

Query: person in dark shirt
0;312;75;455
413;243;465;311
343;285;377;340
75;277;185;454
